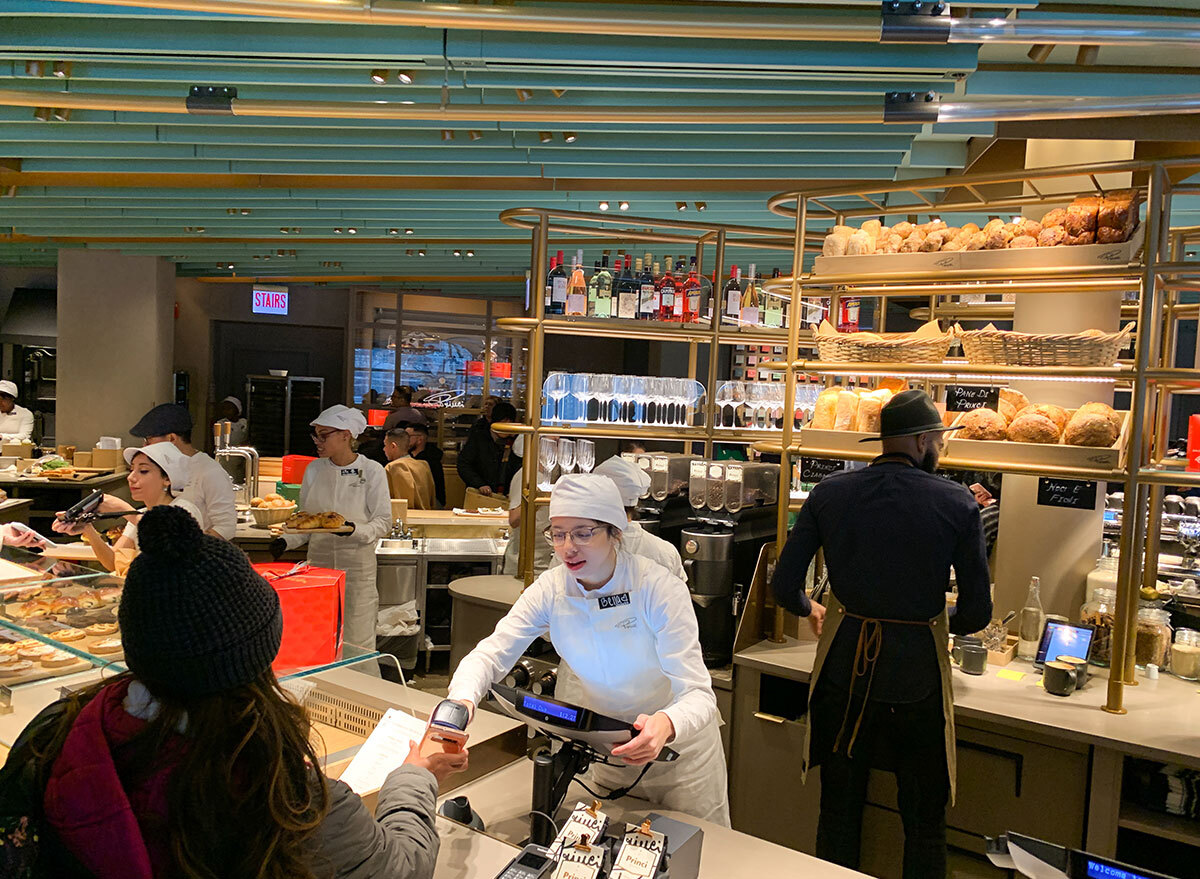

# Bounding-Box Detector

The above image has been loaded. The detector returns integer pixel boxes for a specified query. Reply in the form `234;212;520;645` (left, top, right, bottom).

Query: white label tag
726;463;744;482
689;460;706;478
566;293;586;315
740;306;759;325
617;292;638;319
651;456;668;472
708;463;724;479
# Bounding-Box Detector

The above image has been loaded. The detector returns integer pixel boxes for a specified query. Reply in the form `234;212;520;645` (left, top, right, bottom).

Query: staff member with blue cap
448;472;729;825
772;389;992;878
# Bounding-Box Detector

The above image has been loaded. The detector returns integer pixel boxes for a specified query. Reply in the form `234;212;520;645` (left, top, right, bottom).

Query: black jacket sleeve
455;426;493;490
771;498;817;617
949;500;994;636
426;449;446;507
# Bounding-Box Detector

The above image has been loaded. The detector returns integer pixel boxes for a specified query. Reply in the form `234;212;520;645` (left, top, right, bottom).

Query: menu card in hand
337;708;428;796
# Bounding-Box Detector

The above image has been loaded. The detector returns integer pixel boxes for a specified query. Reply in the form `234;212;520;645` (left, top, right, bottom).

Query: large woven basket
959;324;1133;367
814;330;955;364
251;504;297;527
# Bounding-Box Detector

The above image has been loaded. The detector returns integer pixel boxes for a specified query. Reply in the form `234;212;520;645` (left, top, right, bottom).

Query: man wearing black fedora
772;389;993;878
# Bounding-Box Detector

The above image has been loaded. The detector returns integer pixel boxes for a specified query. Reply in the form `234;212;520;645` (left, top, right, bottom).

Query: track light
406;249;414;256
441;129;455;141
388;228;399;235
370;69;388;84
1076;45;1099;65
33;107;51;122
696;202;707;211
240;208;251;215
24;61;45;77
280;227;289;233
466;249;475;257
397;70;414;84
619;201;629;211
551;89;567;98
51;108;71;122
1028;44;1054;63
453;249;462;257
405;228;414;235
226;263;235;270
52;61;72;78
418;249;426;257
562;132;577;143
347;227;357;234
2;186;16;198
468;130;483;141
598;201;610;211
334;228;343;234
676;202;687;212
538;131;553;144
515;88;533;102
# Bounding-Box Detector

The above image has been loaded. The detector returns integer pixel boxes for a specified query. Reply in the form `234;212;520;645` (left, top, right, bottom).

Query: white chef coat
227;418;248;448
179;451;238;540
501;467;553;579
449;550;729;824
549;519;685;583
0;404;34;444
121;498;203;548
284;455;392;670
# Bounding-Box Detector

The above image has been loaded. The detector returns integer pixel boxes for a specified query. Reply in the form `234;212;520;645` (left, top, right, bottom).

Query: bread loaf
1009;235;1038;249
1096;226;1128;244
982;218;1005;235
1015;403;1068;434
920;229;951;252
822;226;854;257
998;388;1030;412
1063;412;1119;448
997;398;1017;424
1038;226;1068;247
1074;401;1121;432
957;408;1009;441
834;390;860;431
891;221;915;239
861;219;882;242
1098;189;1139;238
1041;208;1068;228
878;233;904;254
854;393;884;433
847;229;875;255
1008;413;1061;444
963;231;986;251
899;230;927;253
1065;197;1101;235
1066;231;1097;246
812;390;839;430
1016;218;1043;238
984;227;1013;250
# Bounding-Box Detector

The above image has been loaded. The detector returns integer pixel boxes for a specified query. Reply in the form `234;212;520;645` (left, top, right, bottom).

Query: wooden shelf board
1118;802;1200;848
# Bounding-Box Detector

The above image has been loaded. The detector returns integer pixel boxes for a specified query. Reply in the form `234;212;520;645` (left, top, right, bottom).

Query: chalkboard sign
1037;478;1098;510
946;385;1000;412
801;457;846;484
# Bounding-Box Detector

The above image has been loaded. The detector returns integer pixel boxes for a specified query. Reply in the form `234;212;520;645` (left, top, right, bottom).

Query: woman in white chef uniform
449;473;729;825
280;405;392;673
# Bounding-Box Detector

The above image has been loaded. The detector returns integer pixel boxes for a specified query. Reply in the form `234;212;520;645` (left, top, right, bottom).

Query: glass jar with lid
1081;587;1116;666
1135;607;1172;668
1171;628;1200;681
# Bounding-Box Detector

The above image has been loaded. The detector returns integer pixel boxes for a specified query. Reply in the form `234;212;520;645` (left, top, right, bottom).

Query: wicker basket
251;504;297;527
814;330;955;364
959;324;1133;367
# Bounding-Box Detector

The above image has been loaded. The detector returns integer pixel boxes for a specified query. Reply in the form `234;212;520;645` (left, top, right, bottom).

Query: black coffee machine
680;526;736;668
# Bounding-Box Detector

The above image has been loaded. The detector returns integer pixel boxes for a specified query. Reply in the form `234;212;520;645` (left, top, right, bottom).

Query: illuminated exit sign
252;285;289;315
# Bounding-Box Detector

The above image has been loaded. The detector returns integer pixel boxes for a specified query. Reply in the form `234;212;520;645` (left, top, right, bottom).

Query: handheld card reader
494;843;556;879
420;698;470;756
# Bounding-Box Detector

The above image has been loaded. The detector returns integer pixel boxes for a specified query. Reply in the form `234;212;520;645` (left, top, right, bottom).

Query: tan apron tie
832;610;934;758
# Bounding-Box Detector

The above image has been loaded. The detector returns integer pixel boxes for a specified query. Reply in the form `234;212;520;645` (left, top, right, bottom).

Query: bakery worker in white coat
280;405;392;674
0;380;34;444
448;473;730;826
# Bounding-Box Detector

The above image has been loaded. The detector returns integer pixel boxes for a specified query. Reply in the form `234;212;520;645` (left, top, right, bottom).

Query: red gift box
281;454;316;484
253;563;345;673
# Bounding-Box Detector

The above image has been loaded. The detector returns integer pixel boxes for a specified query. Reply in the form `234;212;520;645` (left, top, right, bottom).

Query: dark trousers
812;686;951;879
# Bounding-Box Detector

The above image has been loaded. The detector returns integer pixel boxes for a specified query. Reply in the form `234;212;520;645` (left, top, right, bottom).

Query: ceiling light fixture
453;249;462;257
397;70;414;85
468;130;483;141
226;263;235;270
466;249;475;257
400;100;415;105
598;201;610;211
551;88;567;98
52;61;72;78
33;107;51;122
696;202;707;211
240;208;251;215
515;88;533;102
51;108;71;122
347;227;357;234
1027;44;1054;63
418;249;426;257
388;228;399;235
676;202;687;212
370;69;388;84
406;249;414;256
619;201;629;211
405;228;414;235
334;227;343;234
280;227;288;233
24;61;45;77
441;129;455;141
562;132;577;143
538;131;553;144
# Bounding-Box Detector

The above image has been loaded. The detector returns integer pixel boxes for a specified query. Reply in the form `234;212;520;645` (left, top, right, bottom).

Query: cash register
988;832;1181;878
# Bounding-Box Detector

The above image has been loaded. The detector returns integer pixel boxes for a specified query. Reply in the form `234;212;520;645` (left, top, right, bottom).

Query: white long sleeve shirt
448;551;717;744
180;451;238;540
283;455;393;552
0;405;34;444
550;520;686;583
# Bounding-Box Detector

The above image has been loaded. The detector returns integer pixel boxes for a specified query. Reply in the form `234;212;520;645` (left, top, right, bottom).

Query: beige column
992;140;1134;618
57;250;176;446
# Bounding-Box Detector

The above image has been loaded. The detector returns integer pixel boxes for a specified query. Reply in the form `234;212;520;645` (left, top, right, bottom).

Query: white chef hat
222;395;243;416
310;404;368;438
124;441;191;491
594;455;650;508
0;380;17;399
548;473;627;531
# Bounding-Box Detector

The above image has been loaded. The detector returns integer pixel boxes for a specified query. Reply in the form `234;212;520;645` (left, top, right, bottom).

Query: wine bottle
681;259;702;323
548;249;568;315
616;256;638;320
594;254;613;318
1017;576;1046;660
543;253;555;312
740;263;761;327
636;258;658;320
723;265;742;323
566;252;587;316
658;259;678;322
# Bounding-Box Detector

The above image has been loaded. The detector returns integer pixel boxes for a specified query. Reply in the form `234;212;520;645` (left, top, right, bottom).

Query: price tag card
800;457;846;484
595;297;612;319
550;802;609;861
740;306;760;326
946;385;1000;412
611;824;667;879
689;460;707;478
1037;478;1098;510
566;293;586;316
651;456;669;472
726;463;744;483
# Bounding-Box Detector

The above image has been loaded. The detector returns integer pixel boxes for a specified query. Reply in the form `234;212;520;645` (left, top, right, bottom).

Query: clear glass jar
1135;607;1172;669
1081;587;1116;667
1085;555;1119;606
1171;628;1200;681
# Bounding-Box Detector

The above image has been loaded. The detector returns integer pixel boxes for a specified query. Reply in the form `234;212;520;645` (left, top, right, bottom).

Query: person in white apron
449;473;729;826
281;405;392;675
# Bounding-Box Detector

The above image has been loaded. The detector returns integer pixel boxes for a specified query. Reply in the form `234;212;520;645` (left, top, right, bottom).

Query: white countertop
735;635;1200;767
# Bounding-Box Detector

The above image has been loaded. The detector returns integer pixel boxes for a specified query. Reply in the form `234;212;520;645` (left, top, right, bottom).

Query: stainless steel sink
423;538;501;555
378;538;419;552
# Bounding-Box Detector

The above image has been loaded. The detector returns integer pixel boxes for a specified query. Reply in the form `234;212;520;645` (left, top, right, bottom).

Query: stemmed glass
538;436;558;491
558;438;576;476
611;375;632;423
567;373;592;425
685;380;705;427
590;374;613;424
627;376;647;425
576;439;595;474
544;373;569;425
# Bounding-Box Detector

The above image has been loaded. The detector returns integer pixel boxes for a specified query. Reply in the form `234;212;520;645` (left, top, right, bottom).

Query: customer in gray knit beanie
119;504;283;698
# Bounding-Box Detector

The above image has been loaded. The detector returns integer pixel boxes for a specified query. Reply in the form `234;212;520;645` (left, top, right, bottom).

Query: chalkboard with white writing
800;457;846;484
1037;478;1097;510
946;385;1000;412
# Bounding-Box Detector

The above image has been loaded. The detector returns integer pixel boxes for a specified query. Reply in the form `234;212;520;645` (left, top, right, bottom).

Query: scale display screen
520;694;580;725
1083;859;1158;879
1067;850;1172;879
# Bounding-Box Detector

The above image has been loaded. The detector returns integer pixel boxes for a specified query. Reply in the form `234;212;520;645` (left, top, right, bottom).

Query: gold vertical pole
687;341;698;382
704;231;726;461
519;214;549;588
482;299;493;404
1105;163;1166;713
772;194;807;644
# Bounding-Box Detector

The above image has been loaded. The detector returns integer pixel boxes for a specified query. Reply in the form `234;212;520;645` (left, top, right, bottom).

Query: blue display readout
1086;859;1153;879
521;694;579;724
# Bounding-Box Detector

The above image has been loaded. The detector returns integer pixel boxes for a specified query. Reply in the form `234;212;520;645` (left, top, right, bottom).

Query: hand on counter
611;711;674;766
403;739;470;787
806;600;826;638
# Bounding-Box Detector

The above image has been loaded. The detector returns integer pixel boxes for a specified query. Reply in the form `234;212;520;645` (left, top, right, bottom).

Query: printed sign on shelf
946;385;1000;412
1036;478;1098;510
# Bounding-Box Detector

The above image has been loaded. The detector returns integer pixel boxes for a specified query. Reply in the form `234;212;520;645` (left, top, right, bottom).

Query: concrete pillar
992;140;1134;618
57;250;175;446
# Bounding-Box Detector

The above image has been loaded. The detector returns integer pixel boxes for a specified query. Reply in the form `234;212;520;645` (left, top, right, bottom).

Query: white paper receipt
337;708;428;795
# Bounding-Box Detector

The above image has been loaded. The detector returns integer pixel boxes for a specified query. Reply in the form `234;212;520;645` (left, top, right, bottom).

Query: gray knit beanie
119;505;283;698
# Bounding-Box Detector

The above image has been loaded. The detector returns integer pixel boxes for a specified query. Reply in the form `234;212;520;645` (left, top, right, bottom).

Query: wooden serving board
280;525;354;535
38;543;99;562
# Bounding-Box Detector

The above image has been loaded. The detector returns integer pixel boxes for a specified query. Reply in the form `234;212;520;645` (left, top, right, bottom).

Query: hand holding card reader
419;698;469;757
495;844;556;879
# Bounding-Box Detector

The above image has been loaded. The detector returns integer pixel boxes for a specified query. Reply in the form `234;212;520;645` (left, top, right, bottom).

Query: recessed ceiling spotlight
370;69;388;84
334;227;343;234
466;249;475;257
695;202;707;211
51;108;71;122
240;208;251;215
291;227;300;234
347;227;357;234
441;129;455;141
24;61;45;77
227;208;237;215
406;249;414;256
562;132;577;143
538;131;553;144
33;107;51;122
280;227;289;233
400;100;415;105
619;201;629;211
418;249;426;257
397;70;414;84
468;130;483;141
52;61;72;78
598;201;610;211
551;88;567;98
676;202;687;212
515;88;533;102
453;249;462;257
226;263;235;270
388;228;399;235
405;228;414;235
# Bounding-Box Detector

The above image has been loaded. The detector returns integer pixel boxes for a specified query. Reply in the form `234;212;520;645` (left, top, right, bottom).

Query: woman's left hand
610;711;675;766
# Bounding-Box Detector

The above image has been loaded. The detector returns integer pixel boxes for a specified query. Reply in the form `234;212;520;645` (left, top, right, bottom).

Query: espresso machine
680;527;737;668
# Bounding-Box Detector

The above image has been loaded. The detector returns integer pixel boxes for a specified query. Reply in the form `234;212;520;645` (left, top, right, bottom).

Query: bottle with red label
657;260;678;322
547;250;568;316
681;260;702;323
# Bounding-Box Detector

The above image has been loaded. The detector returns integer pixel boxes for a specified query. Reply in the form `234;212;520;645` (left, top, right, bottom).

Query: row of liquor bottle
543;249;788;327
